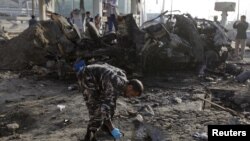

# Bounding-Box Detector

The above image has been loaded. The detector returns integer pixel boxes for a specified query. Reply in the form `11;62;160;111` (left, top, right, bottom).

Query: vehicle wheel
205;50;219;69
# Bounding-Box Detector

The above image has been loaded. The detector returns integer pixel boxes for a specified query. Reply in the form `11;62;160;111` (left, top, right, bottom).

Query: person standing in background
233;15;249;60
29;15;37;27
71;9;84;33
105;0;119;32
94;14;101;31
86;11;94;23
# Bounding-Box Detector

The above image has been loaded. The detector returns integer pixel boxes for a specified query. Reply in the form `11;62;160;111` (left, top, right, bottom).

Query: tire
205;50;219;69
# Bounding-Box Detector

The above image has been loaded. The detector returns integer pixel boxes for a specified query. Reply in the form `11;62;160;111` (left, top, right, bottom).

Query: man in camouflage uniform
74;61;144;141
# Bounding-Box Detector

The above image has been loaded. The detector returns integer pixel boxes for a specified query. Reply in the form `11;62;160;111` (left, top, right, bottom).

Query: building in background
55;0;132;18
0;0;145;25
0;0;39;17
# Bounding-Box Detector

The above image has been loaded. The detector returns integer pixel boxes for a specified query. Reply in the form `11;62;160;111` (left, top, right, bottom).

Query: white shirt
106;0;119;16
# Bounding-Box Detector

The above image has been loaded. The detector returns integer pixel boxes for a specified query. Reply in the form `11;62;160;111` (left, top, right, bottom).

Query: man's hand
111;128;122;139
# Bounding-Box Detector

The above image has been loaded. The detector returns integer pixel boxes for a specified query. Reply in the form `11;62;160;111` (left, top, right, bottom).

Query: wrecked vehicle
142;12;232;73
0;11;232;77
77;11;232;74
195;18;232;69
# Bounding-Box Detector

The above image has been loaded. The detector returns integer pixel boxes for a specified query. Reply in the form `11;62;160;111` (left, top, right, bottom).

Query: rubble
6;123;19;132
0;67;249;140
0;10;250;141
235;71;250;83
139;105;155;116
6;123;20;139
0;71;20;79
193;132;208;140
0;13;78;72
0;11;233;77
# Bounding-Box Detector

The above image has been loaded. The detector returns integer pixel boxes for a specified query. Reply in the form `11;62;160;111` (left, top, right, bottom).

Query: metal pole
32;0;35;15
144;0;146;21
72;0;75;10
26;1;29;16
170;0;173;15
39;0;46;20
160;0;165;23
237;0;240;20
161;0;165;13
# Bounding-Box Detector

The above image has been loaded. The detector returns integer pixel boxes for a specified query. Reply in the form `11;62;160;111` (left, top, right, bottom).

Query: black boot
82;130;97;141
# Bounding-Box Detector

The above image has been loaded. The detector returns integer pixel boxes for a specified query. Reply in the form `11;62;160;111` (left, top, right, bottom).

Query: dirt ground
0;20;250;140
0;49;250;141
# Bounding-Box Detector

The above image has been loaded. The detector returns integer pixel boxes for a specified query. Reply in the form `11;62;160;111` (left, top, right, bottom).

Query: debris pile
0;11;232;76
0;13;78;71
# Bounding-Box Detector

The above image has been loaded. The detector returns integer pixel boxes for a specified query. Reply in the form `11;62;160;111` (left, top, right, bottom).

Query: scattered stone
195;124;202;129
164;123;172;129
0;71;20;79
6;123;20;136
39;84;45;87
0;114;5;118
205;77;214;82
8;134;21;140
183;124;191;132
193;132;208;140
68;84;78;91
135;114;144;123
32;65;50;76
139;105;155;116
174;97;182;104
6;123;19;131
57;104;66;112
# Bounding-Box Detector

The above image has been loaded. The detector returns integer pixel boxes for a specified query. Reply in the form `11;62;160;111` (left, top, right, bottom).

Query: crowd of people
66;0;119;35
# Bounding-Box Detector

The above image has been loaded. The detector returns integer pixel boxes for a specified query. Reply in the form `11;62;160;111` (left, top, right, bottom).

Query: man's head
214;16;218;22
241;15;246;22
95;14;100;20
124;79;144;98
31;15;35;19
86;11;90;17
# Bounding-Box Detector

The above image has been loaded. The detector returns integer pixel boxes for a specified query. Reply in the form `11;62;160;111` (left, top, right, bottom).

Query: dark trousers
108;14;118;32
83;90;115;141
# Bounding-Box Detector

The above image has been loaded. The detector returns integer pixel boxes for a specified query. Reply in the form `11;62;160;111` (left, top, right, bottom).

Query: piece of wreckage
76;11;232;75
138;12;232;74
0;11;232;78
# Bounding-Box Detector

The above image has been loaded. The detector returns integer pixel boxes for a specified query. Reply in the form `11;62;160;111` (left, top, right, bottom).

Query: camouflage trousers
84;89;116;132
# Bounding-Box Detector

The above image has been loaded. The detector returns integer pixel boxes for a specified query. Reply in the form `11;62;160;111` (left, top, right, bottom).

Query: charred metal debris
1;11;234;77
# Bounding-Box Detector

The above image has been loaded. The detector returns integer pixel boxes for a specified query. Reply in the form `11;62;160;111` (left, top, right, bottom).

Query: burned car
134;12;232;73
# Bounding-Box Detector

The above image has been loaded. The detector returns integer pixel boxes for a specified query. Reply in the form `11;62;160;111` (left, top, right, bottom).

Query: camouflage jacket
78;63;128;118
